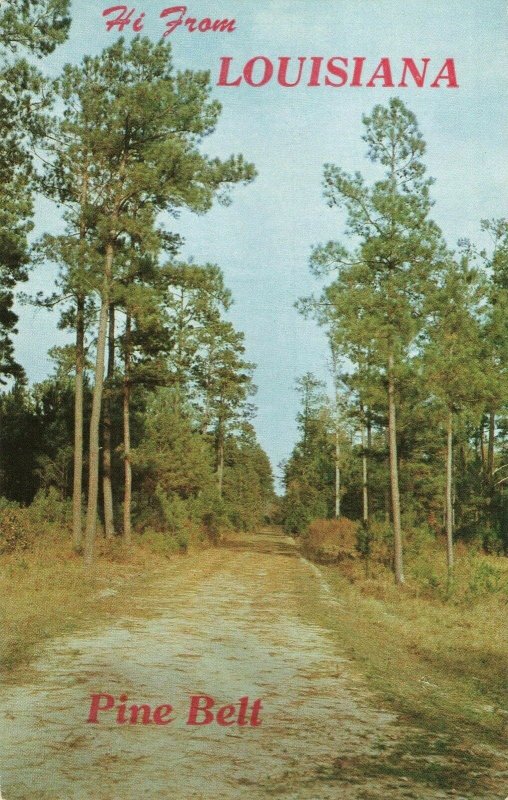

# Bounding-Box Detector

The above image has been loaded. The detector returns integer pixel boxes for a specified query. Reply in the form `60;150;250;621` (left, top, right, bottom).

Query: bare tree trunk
102;304;115;539
84;243;113;567
331;346;341;519
217;421;224;499
123;313;132;546
72;294;85;550
388;352;404;584
335;426;340;519
72;163;88;551
445;409;454;580
362;423;369;526
480;419;486;467
367;413;372;517
487;409;495;478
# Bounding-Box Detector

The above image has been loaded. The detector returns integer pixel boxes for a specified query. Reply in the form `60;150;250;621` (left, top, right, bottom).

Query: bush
191;488;228;542
367;520;394;566
480;526;504;556
467;558;508;598
140;528;187;558
282;503;312;535
304;517;359;562
410;558;442;591
0;505;37;554
29;487;71;528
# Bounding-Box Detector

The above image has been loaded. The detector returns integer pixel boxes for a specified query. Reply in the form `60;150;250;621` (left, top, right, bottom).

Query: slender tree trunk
367;413;372;516
445;409;454;580
84;243;113;567
72;163;88;551
217;421;224;499
331;347;340;519
487;409;495;479
361;423;369;526
383;426;391;522
335;426;340;519
72;294;85;550
123;313;132;546
480;419;486;467
102;304;115;539
363;414;372;576
388;352;404;584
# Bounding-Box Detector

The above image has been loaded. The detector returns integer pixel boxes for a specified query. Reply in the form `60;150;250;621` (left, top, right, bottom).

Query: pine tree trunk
217;422;224;499
446;409;454;579
331;349;341;519
72;163;88;551
487;409;495;478
367;413;372;518
362;423;369;526
72;294;85;550
102;304;115;539
123;313;132;546
335;426;340;519
388;352;404;584
84;243;113;567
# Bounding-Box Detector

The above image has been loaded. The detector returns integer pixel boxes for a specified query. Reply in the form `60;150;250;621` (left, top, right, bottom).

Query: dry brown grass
303;517;359;562
296;528;508;752
0;524;181;676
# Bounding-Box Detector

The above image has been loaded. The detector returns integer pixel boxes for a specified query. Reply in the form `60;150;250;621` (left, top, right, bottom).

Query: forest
281;99;508;589
0;5;274;566
1;4;508;797
0;1;507;591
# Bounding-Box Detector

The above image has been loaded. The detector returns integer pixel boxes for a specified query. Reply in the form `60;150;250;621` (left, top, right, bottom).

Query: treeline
0;375;273;545
282;99;508;585
0;3;273;559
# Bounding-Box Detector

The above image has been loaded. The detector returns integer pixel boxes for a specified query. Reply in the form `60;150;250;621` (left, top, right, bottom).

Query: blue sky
16;0;508;486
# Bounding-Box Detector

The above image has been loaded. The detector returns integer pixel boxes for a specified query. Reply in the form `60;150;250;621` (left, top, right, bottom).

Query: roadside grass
0;524;187;677
294;534;508;796
312;732;495;798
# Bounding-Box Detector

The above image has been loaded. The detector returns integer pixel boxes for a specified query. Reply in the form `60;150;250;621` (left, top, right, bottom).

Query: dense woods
282;99;508;586
0;8;273;558
1;7;507;798
0;4;506;594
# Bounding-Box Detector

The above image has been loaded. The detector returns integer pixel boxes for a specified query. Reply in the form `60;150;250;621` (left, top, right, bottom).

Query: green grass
292;546;508;797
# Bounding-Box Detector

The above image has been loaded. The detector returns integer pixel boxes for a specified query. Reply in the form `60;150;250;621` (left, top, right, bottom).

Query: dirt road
0;530;499;799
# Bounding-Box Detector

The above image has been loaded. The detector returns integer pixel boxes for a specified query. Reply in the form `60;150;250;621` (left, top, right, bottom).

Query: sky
15;0;508;488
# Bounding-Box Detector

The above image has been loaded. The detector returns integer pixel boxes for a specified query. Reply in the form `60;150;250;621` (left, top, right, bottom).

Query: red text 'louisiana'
217;57;459;88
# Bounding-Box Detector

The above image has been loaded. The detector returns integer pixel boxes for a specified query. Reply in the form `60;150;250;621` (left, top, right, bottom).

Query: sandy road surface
0;530;503;799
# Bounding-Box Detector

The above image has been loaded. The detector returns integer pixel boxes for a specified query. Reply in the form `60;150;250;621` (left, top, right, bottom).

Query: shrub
410;558;442;591
480;527;504;556
282;503;313;535
191;488;228;542
155;487;188;538
29;487;71;528
367;520;394;566
467;559;508;598
0;505;37;554
140;528;187;558
304;517;359;562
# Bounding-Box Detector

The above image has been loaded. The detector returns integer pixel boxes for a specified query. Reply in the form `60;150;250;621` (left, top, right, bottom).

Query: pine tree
0;0;70;383
49;38;256;565
117;246;178;544
282;374;334;533
309;99;446;583
423;258;486;580
477;220;508;482
196;320;255;497
29;234;98;548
